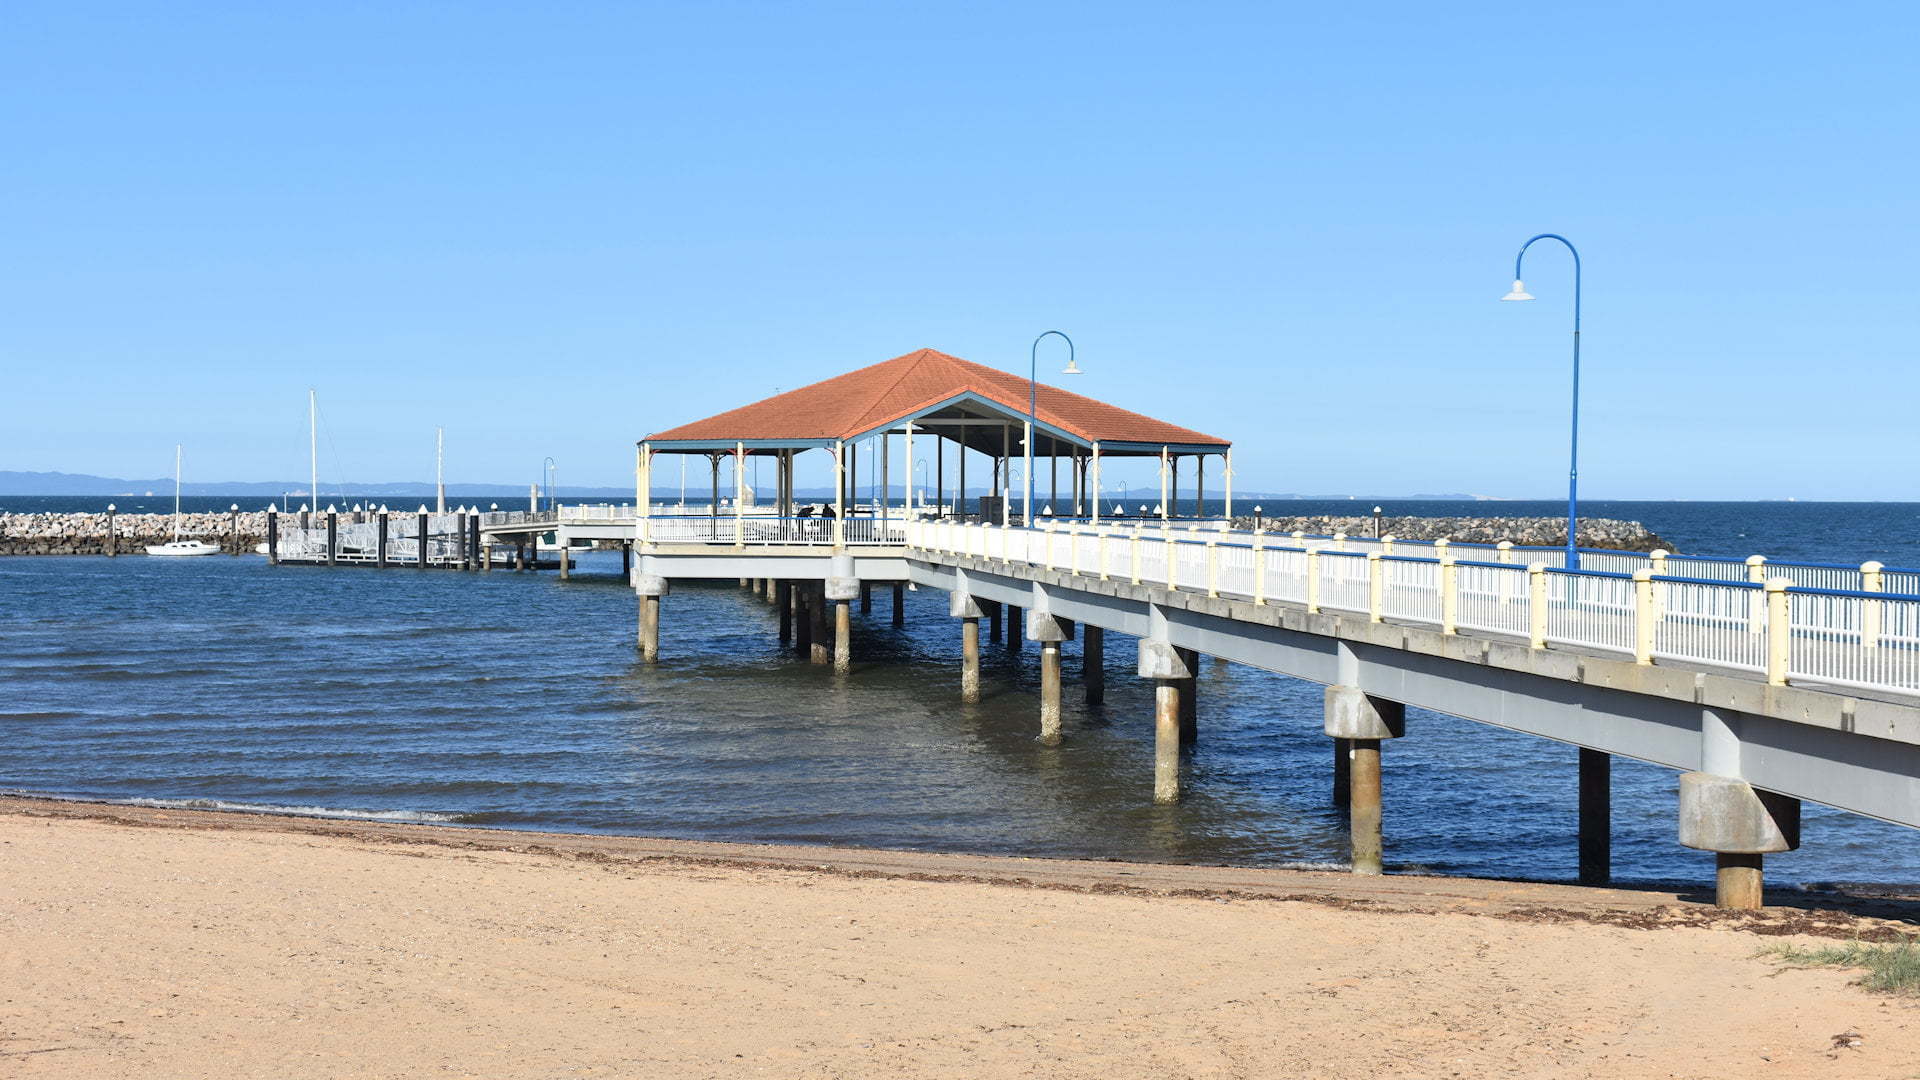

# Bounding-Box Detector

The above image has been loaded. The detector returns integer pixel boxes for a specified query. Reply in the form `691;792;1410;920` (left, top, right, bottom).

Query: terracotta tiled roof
644;348;1228;448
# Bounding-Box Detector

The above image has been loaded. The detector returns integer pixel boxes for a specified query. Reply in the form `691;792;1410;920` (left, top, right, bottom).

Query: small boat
146;445;221;557
150;539;222;557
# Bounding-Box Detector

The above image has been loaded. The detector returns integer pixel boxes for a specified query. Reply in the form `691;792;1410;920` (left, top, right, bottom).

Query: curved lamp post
1502;234;1582;569
1026;330;1081;526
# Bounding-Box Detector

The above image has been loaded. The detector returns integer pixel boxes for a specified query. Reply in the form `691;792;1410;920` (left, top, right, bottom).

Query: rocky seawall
1227;515;1671;552
0;512;269;555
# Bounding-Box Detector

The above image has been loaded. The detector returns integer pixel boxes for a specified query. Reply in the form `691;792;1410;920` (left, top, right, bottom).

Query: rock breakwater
1227;514;1671;552
0;511;268;555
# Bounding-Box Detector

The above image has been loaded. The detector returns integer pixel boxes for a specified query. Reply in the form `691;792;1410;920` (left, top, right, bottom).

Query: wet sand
2;796;1914;1078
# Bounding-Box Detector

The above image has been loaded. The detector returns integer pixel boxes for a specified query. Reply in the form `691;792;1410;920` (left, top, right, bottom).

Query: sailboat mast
309;389;319;512
173;444;183;539
435;427;445;513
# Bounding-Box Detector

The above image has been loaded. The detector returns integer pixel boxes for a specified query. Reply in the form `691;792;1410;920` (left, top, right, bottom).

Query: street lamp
1502;233;1583;569
1025;330;1081;526
543;457;558;512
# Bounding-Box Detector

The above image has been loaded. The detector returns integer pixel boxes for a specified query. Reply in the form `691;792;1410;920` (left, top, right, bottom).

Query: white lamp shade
1501;279;1534;301
1060;357;1083;375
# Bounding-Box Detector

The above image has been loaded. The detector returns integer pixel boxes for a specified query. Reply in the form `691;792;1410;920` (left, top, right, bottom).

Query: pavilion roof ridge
642;346;1229;451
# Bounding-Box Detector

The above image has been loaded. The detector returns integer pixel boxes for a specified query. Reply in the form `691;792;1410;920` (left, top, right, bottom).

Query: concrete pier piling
635;565;669;663
1678;771;1801;909
1082;625;1104;705
827;558;858;673
482;543;493;571
1139;640;1194;804
1348;740;1384;874
1578;748;1612;885
834;601;852;672
951;590;985;703
776;581;792;643
1325;685;1406;875
1154;682;1182;802
417;512;429;568
1029;610;1072;744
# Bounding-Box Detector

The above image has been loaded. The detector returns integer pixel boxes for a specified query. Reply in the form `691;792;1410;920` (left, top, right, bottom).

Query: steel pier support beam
1176;646;1198;744
1332;737;1351;809
795;583;814;656
776;580;792;643
1578;747;1611;885
1082;625;1104;705
809;584;831;665
1325;684;1406;875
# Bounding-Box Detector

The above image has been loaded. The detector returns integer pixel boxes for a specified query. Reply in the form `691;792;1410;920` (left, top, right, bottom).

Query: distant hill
0;471;1503;502
0;471;631;499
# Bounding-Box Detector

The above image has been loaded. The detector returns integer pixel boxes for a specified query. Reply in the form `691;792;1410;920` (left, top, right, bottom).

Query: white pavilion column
1159;445;1170;520
904;421;915;517
638;443;653;547
833;439;846;550
1090;441;1102;524
734;441;746;546
1224;448;1233;521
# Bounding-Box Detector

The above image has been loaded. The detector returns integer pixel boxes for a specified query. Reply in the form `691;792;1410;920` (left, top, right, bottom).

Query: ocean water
1;500;1917;887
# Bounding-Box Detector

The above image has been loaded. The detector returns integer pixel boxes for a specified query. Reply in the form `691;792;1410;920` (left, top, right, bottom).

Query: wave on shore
3;790;474;824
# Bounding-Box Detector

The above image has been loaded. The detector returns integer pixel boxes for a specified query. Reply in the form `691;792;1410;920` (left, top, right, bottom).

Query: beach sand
1;797;1914;1078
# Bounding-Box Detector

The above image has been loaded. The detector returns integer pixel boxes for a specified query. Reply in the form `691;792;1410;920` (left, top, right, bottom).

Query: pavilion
637;347;1233;527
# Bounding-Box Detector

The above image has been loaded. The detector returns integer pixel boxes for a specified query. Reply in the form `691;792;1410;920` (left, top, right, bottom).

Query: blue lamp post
1025;330;1081;526
1502;234;1582;569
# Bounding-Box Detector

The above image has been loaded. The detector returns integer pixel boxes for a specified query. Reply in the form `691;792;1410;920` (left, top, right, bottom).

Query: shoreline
5;795;1919;1078
7;794;1916;935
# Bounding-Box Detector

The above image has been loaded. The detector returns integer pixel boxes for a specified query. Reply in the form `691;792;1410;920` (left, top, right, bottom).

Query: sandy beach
1;796;1914;1079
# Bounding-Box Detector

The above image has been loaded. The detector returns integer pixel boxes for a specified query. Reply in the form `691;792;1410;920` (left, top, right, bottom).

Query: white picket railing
903;519;1920;699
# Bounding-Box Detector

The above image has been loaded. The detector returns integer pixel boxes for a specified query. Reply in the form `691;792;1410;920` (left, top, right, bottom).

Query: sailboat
146;445;221;557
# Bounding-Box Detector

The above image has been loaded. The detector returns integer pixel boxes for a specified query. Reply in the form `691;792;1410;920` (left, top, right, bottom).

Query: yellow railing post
1131;524;1143;585
1043;521;1056;570
1633;568;1656;665
1440;556;1458;634
1163;524;1176;590
1746;554;1768;631
1253;530;1267;606
1333;532;1348;552
1306;549;1321;614
1528;563;1548;649
1497;540;1514;564
1381;534;1395;557
1098;530;1110;581
1765;577;1792;685
1206;536;1220;598
1367;551;1383;623
1863;561;1884;648
1649;548;1669;616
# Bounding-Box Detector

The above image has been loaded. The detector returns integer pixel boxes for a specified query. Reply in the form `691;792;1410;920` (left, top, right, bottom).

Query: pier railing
907;519;1920;698
638;515;908;547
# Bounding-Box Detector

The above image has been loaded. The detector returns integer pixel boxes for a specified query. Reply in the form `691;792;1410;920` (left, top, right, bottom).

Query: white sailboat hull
146;540;221;557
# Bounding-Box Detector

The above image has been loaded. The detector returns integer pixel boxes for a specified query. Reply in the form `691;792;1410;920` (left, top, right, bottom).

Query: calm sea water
2;499;1917;887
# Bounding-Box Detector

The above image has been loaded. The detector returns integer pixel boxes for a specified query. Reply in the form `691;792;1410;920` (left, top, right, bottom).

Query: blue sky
2;3;1914;499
